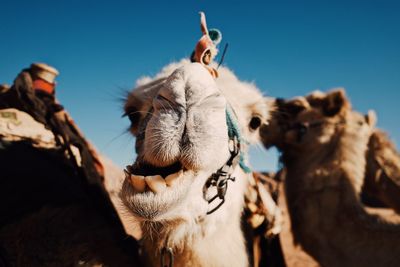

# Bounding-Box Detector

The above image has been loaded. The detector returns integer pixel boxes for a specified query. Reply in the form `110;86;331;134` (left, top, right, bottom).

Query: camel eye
128;113;140;125
249;116;262;130
125;108;140;126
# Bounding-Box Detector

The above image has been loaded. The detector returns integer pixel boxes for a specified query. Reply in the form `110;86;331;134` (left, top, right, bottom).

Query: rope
217;43;229;69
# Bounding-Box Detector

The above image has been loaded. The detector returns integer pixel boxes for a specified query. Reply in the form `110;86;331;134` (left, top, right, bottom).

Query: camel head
261;89;376;156
120;60;269;238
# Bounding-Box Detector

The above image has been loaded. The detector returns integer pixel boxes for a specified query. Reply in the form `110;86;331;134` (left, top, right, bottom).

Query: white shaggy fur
120;60;269;267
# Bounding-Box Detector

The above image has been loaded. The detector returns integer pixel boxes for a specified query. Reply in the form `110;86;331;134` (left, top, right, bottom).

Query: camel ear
306;90;326;107
322;89;350;117
365;110;377;127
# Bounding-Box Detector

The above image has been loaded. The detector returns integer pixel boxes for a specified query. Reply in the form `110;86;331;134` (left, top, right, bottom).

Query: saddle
0;66;141;266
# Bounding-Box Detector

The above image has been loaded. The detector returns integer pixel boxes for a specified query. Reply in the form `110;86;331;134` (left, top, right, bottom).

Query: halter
203;135;239;215
202;104;250;215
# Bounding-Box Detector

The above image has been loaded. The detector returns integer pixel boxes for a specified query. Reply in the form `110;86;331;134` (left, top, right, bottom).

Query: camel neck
142;214;247;267
281;120;400;267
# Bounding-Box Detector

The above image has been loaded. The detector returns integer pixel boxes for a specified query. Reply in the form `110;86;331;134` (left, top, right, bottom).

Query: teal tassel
225;105;252;173
226;105;241;140
239;154;252;174
209;28;222;45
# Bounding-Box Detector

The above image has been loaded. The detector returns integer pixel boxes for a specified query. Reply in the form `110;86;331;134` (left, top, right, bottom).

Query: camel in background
263;90;400;214
261;89;400;267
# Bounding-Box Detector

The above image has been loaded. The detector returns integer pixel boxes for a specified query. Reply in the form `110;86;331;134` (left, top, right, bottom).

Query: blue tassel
239;154;252;174
225;105;252;173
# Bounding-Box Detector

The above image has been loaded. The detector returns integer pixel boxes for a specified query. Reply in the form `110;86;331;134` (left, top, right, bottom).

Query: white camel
119;60;270;267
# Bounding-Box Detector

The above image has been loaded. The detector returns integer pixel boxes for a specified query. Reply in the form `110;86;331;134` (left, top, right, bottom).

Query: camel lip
126;161;183;178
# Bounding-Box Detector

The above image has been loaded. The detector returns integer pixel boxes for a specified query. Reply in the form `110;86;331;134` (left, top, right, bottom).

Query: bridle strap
204;136;240;215
203;104;244;215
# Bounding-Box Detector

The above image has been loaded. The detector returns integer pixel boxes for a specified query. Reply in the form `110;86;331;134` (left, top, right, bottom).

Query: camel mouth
127;161;183;178
124;161;188;194
121;160;202;221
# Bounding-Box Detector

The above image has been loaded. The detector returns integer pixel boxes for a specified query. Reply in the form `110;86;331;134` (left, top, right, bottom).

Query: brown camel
261;89;400;267
363;130;400;213
263;90;400;213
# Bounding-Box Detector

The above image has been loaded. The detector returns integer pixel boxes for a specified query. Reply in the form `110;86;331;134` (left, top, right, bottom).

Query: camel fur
363;130;400;213
261;89;400;267
120;60;270;267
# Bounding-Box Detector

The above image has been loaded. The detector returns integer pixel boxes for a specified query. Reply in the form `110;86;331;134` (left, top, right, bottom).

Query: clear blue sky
1;0;399;171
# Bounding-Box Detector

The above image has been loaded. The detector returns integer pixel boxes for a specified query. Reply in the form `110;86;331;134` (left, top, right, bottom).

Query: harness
203;104;251;215
203;134;239;215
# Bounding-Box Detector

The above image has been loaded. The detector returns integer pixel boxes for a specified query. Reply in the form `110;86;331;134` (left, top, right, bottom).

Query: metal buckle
206;174;236;215
203;136;240;215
